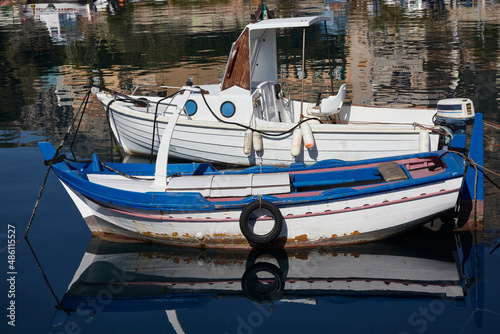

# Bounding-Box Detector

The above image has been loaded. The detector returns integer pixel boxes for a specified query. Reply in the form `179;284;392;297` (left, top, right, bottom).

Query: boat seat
167;172;291;197
377;162;408;182
252;81;280;122
308;84;346;117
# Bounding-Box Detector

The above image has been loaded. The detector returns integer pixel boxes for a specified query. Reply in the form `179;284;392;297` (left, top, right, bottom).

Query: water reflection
2;1;499;117
50;228;483;332
19;1;94;45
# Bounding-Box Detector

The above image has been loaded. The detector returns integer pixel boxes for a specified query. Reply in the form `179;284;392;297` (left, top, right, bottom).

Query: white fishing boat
95;15;474;166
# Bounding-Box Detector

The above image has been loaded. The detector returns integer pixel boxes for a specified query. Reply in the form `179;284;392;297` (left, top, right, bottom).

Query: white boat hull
104;96;440;166
61;176;461;249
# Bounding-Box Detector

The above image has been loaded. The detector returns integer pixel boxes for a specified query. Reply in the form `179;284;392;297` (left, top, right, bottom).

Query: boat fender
241;262;285;303
301;122;315;149
253;131;263;152
243;129;253;156
291;127;302;157
239;200;283;245
419;130;430;153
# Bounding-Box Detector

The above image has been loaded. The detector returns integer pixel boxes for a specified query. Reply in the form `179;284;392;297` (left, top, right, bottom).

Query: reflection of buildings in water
324;0;348;36
52;230;484;332
20;1;93;44
344;0;500;106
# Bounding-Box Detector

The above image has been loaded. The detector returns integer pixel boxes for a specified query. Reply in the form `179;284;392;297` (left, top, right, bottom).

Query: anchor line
490;241;500;254
483;119;500;130
442;150;479;226
446;150;500;188
69;89;91;151
482;120;500;147
442;150;500;228
25;88;94;237
24;238;62;309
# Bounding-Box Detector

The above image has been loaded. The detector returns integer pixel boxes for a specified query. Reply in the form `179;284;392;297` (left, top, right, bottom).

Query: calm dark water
1;0;500;333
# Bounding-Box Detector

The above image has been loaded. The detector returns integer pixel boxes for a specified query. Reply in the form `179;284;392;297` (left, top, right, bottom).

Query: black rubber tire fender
239;199;283;245
241;262;285;303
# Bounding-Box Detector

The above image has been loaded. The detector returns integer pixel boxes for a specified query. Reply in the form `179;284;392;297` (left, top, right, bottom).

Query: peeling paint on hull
79;188;459;250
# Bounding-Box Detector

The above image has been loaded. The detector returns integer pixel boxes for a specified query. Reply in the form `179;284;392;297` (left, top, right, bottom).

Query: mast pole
324;21;334;95
300;27;306;119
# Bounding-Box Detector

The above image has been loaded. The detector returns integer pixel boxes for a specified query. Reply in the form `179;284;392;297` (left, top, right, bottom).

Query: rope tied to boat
26;88;93;238
43;154;66;166
99;161;155;181
412;122;454;139
444;149;500;229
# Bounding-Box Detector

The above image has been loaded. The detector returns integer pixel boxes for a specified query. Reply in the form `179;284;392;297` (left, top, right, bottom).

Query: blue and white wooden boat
38;112;482;248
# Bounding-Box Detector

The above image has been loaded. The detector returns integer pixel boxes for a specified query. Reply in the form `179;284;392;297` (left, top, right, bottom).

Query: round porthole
185;100;197;116
220;101;236;118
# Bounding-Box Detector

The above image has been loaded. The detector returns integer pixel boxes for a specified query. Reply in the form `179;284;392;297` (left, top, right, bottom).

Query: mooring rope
69;90;91;151
484;119;500;130
99;161;155;181
447;150;500;189
25;88;93;237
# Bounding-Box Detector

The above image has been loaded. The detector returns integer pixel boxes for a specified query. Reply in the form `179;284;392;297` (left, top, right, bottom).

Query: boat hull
103;96;440;166
60;177;462;249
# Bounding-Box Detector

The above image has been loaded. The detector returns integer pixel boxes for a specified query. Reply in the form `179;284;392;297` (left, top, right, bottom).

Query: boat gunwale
46;148;465;212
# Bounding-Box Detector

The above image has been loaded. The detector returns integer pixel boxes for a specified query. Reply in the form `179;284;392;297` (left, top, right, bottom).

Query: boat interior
81;153;447;198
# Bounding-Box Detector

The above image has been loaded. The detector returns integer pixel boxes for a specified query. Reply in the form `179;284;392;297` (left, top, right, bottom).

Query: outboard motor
433;98;475;135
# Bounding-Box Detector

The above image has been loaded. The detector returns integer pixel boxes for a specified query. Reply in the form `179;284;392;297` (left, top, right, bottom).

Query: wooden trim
226;46;239;79
221;28;250;91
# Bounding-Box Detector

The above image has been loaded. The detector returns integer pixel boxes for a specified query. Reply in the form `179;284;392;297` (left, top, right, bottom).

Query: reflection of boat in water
58;230;471;320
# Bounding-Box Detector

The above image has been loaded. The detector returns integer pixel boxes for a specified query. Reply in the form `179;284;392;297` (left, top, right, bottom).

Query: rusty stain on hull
212;233;230;237
86;213;431;250
291;234;309;242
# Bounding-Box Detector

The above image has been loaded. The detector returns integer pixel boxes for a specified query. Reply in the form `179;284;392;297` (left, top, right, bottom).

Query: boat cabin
220;16;337;123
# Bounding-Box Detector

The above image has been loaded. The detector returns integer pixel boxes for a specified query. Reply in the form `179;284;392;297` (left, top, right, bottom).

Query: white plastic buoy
291;127;303;157
301;122;315;150
419;130;430;153
243;129;253;156
253;131;263;152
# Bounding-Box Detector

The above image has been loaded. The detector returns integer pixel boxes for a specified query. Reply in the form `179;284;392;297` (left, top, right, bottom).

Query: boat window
221;101;236;118
185;100;197;116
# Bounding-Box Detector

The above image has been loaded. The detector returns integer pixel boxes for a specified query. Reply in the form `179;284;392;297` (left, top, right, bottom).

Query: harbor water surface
1;1;500;333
